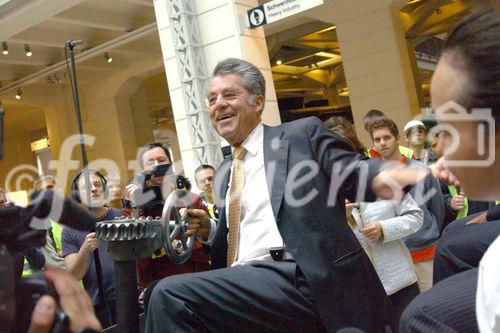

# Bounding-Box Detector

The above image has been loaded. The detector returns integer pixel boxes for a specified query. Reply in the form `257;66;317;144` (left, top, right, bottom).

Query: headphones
71;169;108;204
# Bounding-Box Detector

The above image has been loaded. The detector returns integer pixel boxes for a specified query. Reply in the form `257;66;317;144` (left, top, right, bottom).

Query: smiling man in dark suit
145;58;425;333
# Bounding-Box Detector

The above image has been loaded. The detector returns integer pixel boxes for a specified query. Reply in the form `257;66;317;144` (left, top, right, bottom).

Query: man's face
142;147;171;185
195;168;214;192
207;74;263;146
78;173;106;207
431;53;500;200
372;127;400;160
407;127;426;147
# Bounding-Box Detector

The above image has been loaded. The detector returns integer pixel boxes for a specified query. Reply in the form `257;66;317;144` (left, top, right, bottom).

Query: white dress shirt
231;123;285;265
476;234;500;333
205;123;286;266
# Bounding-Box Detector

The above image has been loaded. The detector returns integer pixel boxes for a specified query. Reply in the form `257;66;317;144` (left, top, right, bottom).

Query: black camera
145;163;172;183
123;164;192;218
0;191;96;333
15;271;69;333
122;164;171;216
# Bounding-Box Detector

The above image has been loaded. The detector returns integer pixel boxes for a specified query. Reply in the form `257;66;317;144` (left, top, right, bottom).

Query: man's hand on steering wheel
180;208;211;238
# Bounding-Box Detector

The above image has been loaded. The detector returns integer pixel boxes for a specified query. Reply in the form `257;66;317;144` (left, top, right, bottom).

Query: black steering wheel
160;189;195;264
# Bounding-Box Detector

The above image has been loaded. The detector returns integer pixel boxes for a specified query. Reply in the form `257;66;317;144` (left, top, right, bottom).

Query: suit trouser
433;214;500;284
388;282;420;332
94;300;116;329
145;260;327;333
399;268;478;333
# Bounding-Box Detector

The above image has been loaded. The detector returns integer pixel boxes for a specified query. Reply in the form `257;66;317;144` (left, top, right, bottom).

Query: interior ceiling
0;0;474;133
0;0;159;134
266;0;472;110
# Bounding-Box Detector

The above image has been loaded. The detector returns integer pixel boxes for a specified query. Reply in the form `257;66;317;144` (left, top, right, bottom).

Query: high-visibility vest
399;145;414;159
22;258;36;278
366;145;414;159
49;220;63;255
448;185;469;219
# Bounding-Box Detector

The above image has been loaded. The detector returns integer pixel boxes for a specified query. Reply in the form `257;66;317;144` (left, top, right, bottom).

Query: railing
414;37;443;63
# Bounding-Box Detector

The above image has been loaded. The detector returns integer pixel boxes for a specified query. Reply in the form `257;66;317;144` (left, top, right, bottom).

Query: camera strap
93;249;106;305
93;210;111;324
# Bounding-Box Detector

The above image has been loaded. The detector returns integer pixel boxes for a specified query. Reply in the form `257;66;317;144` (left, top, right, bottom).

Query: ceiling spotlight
15;88;22;100
24;44;32;57
2;42;8;55
104;52;112;63
276;59;282;65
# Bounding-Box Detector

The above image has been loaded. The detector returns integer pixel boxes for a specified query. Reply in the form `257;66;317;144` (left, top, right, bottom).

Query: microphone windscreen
32;191;96;231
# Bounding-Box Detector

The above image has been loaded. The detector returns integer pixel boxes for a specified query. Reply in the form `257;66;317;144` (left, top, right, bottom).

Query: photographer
27;266;102;333
124;142;210;295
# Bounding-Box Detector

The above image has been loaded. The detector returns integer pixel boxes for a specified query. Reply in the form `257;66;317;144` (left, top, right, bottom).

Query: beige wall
0;129;37;194
0;60;169;193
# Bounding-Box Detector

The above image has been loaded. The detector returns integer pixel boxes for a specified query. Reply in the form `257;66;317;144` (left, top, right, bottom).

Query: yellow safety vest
448;185;469;219
49;220;63;255
399;145;414;159
22;257;37;278
366;146;414;159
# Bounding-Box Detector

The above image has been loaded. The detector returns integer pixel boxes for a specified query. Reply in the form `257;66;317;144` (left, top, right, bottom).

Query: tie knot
233;146;247;161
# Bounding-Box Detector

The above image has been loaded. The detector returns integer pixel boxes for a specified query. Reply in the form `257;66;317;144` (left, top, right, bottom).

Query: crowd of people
1;141;218;331
2;3;499;333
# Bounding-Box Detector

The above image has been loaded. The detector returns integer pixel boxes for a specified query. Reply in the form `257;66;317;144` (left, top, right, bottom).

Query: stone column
153;0;280;183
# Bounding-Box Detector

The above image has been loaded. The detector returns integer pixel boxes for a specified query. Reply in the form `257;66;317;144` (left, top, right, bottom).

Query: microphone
30;190;96;231
0;191;96;238
66;40;83;48
0;103;4;161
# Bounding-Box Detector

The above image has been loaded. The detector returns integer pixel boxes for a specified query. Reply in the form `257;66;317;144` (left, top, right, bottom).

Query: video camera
123;163;190;217
0;191;96;333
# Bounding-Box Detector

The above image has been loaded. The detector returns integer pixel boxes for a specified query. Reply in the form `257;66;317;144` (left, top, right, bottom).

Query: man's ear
396;134;401;144
254;95;264;113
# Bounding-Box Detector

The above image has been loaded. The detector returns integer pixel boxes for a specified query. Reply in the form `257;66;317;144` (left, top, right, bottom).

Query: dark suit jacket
211;117;391;332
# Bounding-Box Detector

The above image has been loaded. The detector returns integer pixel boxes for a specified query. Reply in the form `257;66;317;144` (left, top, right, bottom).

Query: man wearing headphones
61;169;123;328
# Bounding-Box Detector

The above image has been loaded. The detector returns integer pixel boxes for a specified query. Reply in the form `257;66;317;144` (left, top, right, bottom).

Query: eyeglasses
78;182;104;191
205;88;243;108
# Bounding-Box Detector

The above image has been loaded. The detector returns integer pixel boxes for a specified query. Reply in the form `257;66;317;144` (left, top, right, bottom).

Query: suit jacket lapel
213;156;232;220
263;125;289;221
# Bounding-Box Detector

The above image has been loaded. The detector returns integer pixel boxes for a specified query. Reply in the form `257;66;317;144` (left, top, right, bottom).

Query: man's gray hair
212;58;266;99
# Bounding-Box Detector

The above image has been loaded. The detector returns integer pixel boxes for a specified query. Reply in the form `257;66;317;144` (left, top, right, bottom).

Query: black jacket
211;117;391;333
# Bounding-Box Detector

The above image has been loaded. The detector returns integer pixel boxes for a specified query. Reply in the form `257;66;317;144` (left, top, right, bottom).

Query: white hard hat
404;120;426;136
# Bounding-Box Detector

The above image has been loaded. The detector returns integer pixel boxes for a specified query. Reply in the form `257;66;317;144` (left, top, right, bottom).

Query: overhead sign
247;0;324;29
31;137;50;151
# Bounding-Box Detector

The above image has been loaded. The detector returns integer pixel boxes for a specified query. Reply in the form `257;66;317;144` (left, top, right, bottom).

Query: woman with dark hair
324;116;367;155
400;9;500;333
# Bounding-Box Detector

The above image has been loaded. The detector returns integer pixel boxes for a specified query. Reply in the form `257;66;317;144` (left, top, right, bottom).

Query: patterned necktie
226;146;247;267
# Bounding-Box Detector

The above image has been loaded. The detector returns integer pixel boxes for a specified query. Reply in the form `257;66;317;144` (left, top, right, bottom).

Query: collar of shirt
237;123;263;158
